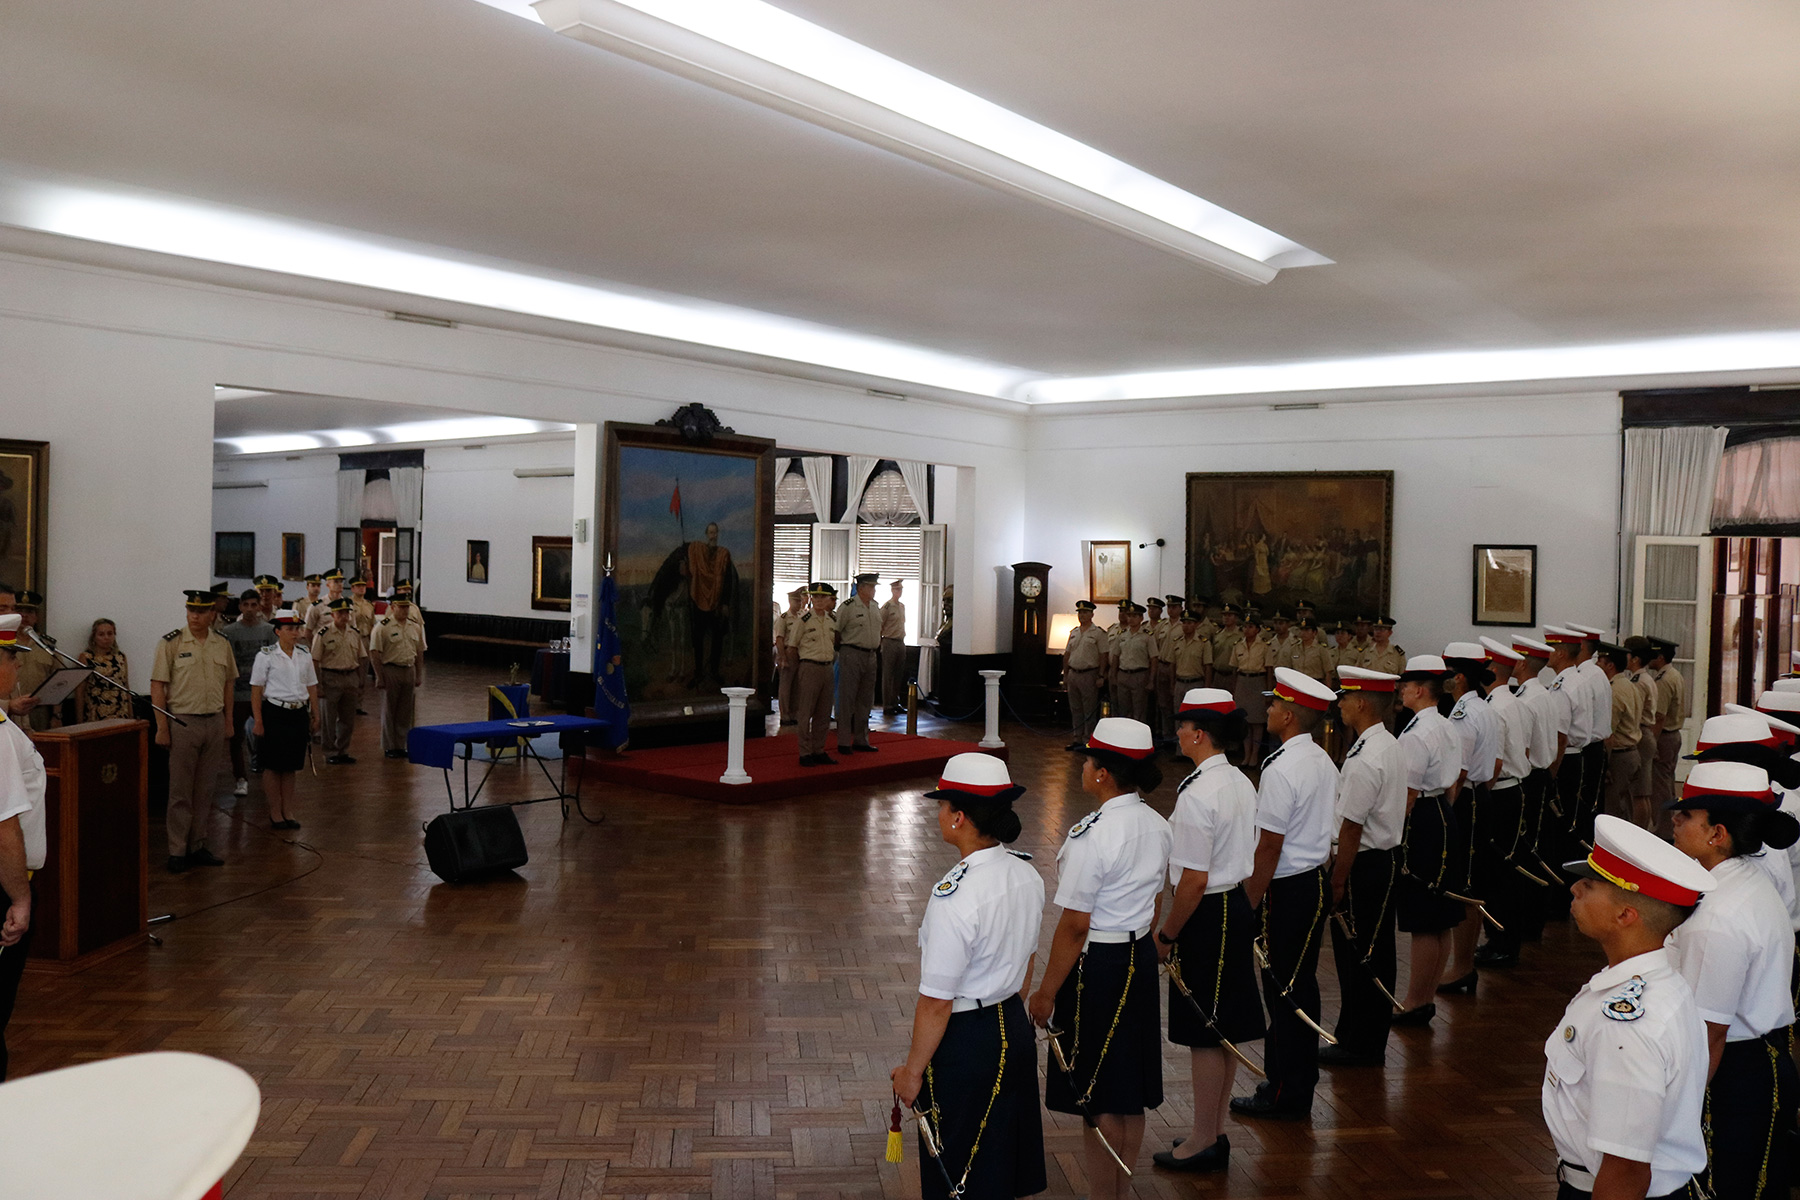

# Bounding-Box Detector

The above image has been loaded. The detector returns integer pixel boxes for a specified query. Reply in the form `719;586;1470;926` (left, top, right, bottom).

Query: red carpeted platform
573;729;1006;804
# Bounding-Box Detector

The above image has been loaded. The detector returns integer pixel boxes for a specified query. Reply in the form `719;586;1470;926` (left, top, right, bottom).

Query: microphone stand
24;628;186;728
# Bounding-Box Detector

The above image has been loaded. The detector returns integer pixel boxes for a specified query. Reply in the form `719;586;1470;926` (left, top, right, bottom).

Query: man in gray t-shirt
219;590;276;790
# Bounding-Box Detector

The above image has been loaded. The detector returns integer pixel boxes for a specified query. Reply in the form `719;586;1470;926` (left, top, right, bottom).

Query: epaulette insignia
932;861;970;898
1396;644;1406;656
1551;677;1564;691
0;709;8;725
258;644;276;653
1451;707;1466;721
1068;810;1100;839
163;628;181;642
1601;975;1647;1022
1007;850;1033;861
1345;741;1365;761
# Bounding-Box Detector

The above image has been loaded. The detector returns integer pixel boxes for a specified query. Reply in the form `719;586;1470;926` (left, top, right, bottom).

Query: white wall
210;455;340;592
1024;392;1624;656
422;439;573;621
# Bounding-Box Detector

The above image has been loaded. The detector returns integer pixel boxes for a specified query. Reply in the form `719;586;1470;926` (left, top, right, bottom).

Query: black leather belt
844;644;877;654
322;666;360;673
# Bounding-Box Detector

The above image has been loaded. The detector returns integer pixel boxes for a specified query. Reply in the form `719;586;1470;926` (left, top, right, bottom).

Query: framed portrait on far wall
1089;541;1131;604
1472;544;1537;626
467;539;490;584
532;536;573;611
0;440;46;611
281;532;306;581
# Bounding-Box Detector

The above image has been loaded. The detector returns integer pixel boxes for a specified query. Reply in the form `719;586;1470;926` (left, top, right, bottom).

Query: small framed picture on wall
1472;544;1537;626
467;540;489;584
1088;540;1131;604
281;532;306;581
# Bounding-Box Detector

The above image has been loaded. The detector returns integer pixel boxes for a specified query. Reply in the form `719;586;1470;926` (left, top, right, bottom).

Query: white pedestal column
719;687;756;784
978;669;1006;749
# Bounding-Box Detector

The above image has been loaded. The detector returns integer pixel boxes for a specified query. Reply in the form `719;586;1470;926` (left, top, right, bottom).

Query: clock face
1019;576;1043;598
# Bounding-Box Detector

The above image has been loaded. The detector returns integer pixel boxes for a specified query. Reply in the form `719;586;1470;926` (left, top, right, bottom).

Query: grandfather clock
1009;561;1052;690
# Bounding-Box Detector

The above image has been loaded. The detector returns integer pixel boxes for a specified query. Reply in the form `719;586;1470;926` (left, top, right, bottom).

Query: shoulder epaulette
258;644;276;653
1068;810;1100;839
932;861;970;898
1007;849;1033;861
0;709;8;725
163;628;181;642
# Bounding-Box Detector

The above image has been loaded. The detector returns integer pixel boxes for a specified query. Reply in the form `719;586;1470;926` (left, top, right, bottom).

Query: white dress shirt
1541;947;1708;1197
248;643;318;704
1556;667;1594;750
917;844;1046;1003
1255;732;1340;878
1168;753;1256;893
0;715;47;871
1335;724;1407;852
1518;676;1560;770
1486;685;1533;782
1450;691;1501;785
1578;658;1614;742
1399;707;1463;796
1055;792;1172;933
1667;855;1797;1040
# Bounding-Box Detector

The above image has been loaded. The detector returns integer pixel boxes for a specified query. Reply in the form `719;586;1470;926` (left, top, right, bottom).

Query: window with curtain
856;467;919;527
774;525;811;590
1713;437;1800;533
775;467;817;518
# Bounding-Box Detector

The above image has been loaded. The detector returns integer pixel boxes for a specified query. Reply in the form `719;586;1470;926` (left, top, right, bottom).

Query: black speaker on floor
424;805;529;884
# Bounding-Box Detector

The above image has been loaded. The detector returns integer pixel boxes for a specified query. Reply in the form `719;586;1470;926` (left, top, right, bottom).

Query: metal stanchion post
906;681;919;736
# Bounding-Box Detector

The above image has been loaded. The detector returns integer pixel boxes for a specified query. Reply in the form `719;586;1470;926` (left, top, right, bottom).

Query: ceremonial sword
1042;1026;1133;1178
1162;949;1265;1078
1329;910;1404;1012
907;1104;958;1196
1251;937;1338;1045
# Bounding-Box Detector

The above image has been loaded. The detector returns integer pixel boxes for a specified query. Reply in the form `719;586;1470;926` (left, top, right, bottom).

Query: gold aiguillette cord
1042;1026;1133;1178
1162;951;1265;1078
1329;911;1404;1013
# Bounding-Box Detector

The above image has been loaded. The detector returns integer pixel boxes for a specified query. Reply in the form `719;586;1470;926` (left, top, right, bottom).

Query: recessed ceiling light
530;0;1329;283
215;416;574;455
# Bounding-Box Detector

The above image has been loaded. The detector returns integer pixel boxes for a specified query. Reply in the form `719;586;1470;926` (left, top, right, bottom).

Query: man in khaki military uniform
1647;638;1685;815
151;589;239;872
11;592;57;731
1598;645;1643;825
1328;622;1356;686
1292;617;1333;681
775;587;805;725
835;573;882;754
370;586;426;759
788;583;839;766
1166;604;1214;694
1362;616;1406;675
1062;599;1107;749
878;580;907;716
1141;596;1170;741
1110;601;1154;723
1349;615;1374;661
255;574;283;618
1211;603;1246;698
1192;597;1220;642
312;598;366;765
293;573;324;627
1267;609;1300;672
305;569;346;636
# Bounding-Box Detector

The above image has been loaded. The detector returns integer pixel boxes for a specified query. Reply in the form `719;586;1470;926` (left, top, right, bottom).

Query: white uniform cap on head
1567;623;1609;638
1405;654;1448;674
933;752;1016;795
1695;711;1777;750
1775;679;1800;694
1085;716;1155;759
1684;759;1772;798
1731;698;1800;738
1569;814;1715;905
1268;666;1334;710
1790;648;1800;667
1177;688;1236;714
1443;641;1486;660
1764;692;1800;715
0;613;19;648
1542;626;1585;644
1479;636;1523;661
272;609;301;623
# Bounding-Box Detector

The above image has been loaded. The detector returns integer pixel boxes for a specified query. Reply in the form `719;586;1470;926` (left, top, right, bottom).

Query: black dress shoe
854;743;878;753
800;756;820;767
1436;971;1478;996
187;848;225;867
384;749;407;759
326;754;356;765
1473;945;1519;968
816;754;838;765
1229;1087;1310;1121
1153;1134;1229;1172
1065;741;1085;751
166;854;191;874
1392;1002;1437;1027
1318;1044;1386;1067
280;819;301;831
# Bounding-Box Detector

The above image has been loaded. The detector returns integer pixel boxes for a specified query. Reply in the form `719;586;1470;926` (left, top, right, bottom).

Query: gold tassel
886;1098;903;1164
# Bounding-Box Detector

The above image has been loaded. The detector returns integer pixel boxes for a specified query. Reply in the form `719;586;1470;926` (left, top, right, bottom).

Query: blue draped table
407;715;610;817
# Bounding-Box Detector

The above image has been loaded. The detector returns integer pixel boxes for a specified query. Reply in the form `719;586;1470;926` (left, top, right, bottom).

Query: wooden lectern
26;718;150;971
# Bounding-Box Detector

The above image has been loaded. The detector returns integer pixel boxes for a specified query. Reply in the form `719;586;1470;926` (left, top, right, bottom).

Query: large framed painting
0;440;46;610
1472;544;1537;626
603;421;776;728
1186;471;1394;623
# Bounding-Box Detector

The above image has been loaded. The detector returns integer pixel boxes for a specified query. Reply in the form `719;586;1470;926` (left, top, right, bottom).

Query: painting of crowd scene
1185;471;1393;624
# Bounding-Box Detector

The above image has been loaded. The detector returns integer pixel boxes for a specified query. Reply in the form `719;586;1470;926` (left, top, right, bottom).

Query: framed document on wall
1088;541;1131;604
1472;544;1537;626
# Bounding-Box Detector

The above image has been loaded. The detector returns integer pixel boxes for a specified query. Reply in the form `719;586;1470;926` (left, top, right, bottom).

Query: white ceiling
5;0;1800;382
212;389;573;455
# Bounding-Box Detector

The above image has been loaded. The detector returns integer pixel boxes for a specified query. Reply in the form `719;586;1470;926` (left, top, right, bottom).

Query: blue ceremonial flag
593;571;630;749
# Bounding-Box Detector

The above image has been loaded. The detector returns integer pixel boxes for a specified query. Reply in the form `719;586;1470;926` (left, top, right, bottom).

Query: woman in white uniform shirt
1665;755;1799;1200
891;753;1046;1200
1150;690;1263;1173
1027;717;1170;1200
249;609;319;831
0;614;48;1081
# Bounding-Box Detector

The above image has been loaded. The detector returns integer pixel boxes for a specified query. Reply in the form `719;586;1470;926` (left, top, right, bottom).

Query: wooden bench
437;633;550;649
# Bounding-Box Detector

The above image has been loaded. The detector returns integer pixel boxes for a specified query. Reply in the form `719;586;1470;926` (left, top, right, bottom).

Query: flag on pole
593;571;630;749
669;482;682;517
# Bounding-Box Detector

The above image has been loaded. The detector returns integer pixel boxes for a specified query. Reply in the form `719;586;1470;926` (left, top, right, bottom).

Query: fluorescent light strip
0;172;1029;399
530;0;1328;282
216;417;574;456
1020;332;1800;404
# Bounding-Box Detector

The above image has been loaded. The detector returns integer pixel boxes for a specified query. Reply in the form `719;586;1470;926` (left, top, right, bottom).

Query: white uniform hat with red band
1542;626;1585;645
1266;666;1334;711
1731;699;1800;743
1336;665;1399;694
0;613;19;651
1567;623;1610;639
925;752;1024;803
1790;647;1800;669
1512;634;1552;659
1479;636;1523;662
1757;691;1800;718
1565;814;1715;908
1444;641;1487;661
1078;716;1156;760
1774;678;1800;694
1669;759;1775;813
1691;712;1779;752
1401;654;1449;680
1177;687;1237;715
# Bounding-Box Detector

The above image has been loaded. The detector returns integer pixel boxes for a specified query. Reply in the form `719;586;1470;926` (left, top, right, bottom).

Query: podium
26;718;150;971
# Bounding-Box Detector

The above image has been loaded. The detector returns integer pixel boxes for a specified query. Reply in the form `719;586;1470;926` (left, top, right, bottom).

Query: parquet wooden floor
11;662;1599;1198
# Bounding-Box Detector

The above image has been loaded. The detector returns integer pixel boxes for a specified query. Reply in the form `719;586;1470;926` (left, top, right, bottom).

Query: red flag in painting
669;482;682;517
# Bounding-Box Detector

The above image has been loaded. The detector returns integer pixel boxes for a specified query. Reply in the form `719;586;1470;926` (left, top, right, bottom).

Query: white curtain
897;460;931;524
391;466;424;529
800;457;833;525
1620;425;1727;617
775;456;792;498
844;455;880;523
1713;438;1800;527
336;468;365;528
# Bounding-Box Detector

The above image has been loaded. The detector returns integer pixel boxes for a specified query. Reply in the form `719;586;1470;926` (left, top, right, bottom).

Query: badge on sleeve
933;862;970;898
1068;811;1101;839
1007;850;1033;861
1551;677;1564;691
1602;975;1647;1022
